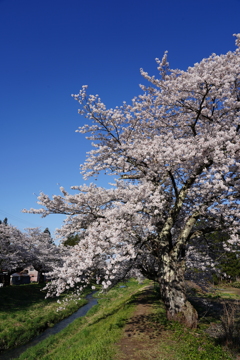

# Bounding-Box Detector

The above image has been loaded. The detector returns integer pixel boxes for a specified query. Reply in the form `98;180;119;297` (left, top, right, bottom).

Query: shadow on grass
0;284;91;314
82;286;169;353
187;291;240;357
0;284;51;313
86;287;157;328
112;288;168;339
0;284;49;313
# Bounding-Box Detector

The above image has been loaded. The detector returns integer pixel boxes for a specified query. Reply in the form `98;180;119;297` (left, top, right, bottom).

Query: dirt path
114;288;167;360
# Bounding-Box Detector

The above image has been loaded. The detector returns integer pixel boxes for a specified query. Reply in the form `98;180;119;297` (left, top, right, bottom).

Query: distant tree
0;223;31;285
23;228;63;284
0;218;8;225
63;234;80;247
185;228;240;283
0;224;64;285
207;231;240;282
43;227;54;244
43;227;51;236
220;252;240;282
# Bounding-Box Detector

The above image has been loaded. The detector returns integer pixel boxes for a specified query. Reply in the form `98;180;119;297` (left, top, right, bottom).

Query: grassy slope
17;280;236;360
0;283;89;352
17;279;149;360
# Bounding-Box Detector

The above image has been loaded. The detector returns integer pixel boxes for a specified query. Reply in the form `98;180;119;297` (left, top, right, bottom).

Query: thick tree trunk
37;271;45;284
158;255;198;328
3;274;10;286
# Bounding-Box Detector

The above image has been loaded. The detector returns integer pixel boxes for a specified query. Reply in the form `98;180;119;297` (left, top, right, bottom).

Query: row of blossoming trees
22;34;240;328
0;221;64;285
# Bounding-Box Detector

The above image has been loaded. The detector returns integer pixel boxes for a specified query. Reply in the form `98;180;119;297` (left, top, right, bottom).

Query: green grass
156;317;232;360
155;324;233;360
17;279;150;360
114;286;233;360
2;280;238;360
231;282;240;289
0;283;90;352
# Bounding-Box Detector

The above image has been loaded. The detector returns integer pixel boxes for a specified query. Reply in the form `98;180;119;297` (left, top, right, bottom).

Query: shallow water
0;292;98;360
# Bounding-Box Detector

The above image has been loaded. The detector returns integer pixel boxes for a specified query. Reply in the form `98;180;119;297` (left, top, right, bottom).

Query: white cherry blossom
24;34;240;328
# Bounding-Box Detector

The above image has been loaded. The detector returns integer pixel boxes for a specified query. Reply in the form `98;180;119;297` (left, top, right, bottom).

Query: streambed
0;292;98;360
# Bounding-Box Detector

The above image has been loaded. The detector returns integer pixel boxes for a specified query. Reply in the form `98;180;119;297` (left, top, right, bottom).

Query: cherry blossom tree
0;224;63;285
24;34;240;328
0;223;31;274
23;228;64;283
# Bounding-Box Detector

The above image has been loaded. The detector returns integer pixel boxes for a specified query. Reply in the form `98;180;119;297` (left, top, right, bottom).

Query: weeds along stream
0;292;98;360
0;280;148;360
9;280;149;360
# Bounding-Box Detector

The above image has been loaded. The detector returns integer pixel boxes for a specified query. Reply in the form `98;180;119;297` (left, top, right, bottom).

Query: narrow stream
0;292;98;360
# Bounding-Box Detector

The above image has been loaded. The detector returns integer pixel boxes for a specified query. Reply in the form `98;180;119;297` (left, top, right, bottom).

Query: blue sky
1;0;240;237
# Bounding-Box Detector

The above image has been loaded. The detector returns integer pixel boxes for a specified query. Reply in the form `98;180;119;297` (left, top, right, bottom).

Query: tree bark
3;274;10;286
158;254;198;328
37;271;45;284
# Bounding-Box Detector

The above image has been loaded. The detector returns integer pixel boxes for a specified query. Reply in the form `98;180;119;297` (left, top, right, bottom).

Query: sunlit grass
3;280;237;359
17;279;150;360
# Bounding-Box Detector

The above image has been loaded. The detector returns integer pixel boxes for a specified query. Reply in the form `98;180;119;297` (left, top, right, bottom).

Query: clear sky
1;0;240;238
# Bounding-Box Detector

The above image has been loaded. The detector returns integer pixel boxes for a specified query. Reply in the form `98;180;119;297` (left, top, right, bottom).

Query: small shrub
231;282;240;289
220;300;240;348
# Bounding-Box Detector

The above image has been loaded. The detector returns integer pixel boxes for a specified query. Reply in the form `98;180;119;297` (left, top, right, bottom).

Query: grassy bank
17;279;149;360
0;283;89;352
16;280;237;360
